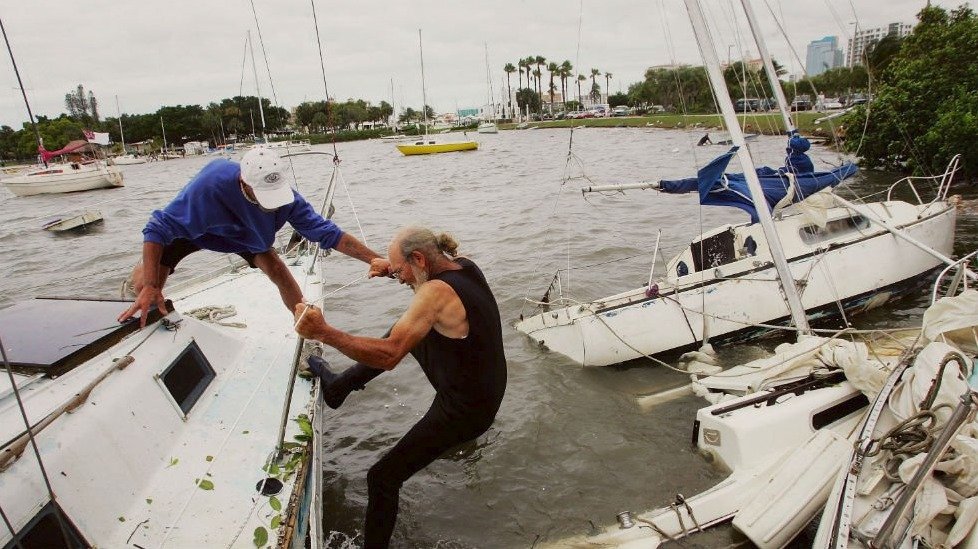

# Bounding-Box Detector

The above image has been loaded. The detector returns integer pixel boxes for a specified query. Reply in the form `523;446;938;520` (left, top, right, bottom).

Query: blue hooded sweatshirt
143;158;343;253
782;134;814;174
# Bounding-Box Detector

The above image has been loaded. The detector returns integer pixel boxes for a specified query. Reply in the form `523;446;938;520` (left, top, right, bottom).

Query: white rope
293;274;367;329
184;305;247;328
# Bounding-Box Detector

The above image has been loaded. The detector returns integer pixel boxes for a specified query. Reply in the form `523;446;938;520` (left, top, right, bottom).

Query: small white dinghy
41;210;104;232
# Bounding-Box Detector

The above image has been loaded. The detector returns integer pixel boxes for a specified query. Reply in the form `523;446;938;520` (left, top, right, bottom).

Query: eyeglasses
388;266;404;279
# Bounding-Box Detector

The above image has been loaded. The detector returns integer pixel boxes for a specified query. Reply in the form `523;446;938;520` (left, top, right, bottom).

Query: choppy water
1;129;975;548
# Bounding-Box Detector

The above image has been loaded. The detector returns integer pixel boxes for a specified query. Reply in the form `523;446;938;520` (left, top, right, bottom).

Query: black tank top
410;258;507;425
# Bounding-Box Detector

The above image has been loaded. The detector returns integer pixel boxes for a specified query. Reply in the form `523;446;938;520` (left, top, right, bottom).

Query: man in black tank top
294;227;507;548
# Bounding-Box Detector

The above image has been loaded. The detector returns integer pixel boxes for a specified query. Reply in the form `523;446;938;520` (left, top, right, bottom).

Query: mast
0;17;45;166
390;78;396;130
484;43;494;121
740;0;794;133
683;0;812;334
115;95;126;154
247;30;266;139
160;116;168;156
418;29;429;138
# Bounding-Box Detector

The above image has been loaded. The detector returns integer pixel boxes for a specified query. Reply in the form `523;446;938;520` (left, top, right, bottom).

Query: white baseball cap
240;148;294;209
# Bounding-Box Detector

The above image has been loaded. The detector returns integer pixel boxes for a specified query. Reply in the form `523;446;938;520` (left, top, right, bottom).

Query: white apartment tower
846;22;914;66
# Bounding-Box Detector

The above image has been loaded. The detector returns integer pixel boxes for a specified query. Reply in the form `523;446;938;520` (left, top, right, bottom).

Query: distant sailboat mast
0;17;45;166
116;95;127;154
418;29;429;139
247;30;267;140
160;116;168;156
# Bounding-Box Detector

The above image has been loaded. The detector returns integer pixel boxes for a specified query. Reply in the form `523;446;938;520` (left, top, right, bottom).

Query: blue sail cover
659;147;858;222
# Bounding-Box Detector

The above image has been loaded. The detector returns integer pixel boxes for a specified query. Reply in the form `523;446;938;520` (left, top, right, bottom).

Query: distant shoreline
497;111;838;139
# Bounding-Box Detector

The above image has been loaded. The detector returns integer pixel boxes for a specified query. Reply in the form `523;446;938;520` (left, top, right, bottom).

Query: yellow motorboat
396;139;479;156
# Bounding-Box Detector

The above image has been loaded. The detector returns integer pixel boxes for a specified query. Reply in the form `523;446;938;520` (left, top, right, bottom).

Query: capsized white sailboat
514;0;959;367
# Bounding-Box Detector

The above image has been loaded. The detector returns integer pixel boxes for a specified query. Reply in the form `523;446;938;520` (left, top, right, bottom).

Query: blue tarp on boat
659;147;858;222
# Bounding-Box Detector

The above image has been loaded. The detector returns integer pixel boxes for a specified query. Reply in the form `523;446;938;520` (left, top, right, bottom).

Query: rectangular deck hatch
160;340;215;414
0;298;167;376
3;501;87;548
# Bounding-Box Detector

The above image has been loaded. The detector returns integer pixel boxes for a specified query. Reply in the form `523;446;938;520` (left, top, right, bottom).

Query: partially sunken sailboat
0;153;344;548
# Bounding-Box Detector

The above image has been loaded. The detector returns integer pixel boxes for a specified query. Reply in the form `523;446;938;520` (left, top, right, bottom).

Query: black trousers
364;399;490;548
159;238;261;272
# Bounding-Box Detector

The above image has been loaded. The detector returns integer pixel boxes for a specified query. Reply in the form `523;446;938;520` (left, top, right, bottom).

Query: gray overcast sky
0;0;963;128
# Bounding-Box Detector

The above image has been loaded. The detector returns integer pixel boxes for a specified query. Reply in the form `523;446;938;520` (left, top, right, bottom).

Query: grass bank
499;112;836;138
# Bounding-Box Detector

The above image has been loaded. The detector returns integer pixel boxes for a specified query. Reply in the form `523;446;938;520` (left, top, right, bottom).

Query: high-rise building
846;22;914;66
806;36;844;76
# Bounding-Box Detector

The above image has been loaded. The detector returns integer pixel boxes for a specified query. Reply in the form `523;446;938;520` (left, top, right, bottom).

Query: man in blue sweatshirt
118;148;389;326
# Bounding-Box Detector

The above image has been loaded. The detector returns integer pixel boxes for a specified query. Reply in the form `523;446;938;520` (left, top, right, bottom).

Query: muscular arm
294;280;455;370
334;233;380;263
334;233;391;277
118;241;168;326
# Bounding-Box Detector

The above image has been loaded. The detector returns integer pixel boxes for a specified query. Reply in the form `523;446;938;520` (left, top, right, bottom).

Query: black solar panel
0;298;166;376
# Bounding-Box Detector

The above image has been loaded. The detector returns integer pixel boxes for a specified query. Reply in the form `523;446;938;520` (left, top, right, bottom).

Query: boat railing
931;248;978;304
886;153;961;204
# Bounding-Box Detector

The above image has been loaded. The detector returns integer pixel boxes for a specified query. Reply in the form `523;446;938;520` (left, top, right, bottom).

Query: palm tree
504;63;516;119
524;56;536;92
576;74;586;105
533;55;547;98
560;60;573;108
532;68;541;112
590;68;601;102
604;72;613;102
517;59;525;91
546;62;559;109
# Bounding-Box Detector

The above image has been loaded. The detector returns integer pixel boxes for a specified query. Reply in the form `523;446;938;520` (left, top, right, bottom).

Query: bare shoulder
416;279;459;302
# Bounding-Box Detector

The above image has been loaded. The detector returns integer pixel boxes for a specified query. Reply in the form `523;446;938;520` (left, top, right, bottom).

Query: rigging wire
238;34;249;98
0;334;74;547
518;0;590;314
308;0;340;161
248;0;280;107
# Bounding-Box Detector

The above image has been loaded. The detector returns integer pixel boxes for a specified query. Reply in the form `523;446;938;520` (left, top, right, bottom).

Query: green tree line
842;4;978;178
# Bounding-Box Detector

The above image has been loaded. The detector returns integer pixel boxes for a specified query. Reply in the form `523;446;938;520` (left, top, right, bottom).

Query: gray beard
409;264;428;292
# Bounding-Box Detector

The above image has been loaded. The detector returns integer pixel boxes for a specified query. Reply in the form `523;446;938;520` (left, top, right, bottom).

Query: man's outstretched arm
118;241;168;326
293;280;451;369
334;233;391;277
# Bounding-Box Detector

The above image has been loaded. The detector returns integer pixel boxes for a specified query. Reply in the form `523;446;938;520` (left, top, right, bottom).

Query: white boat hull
477;123;498;134
516;201;956;366
2;162;124;196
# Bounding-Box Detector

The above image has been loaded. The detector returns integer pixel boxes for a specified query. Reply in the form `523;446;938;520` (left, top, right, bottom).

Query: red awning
39;140;95;163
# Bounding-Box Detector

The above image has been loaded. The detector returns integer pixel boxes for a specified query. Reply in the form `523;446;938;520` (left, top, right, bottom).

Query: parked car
790;96;812;111
818;98;844;111
612;106;630;117
734;98;762;112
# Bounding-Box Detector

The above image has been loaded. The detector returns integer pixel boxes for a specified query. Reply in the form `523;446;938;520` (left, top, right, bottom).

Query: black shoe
306;356;383;409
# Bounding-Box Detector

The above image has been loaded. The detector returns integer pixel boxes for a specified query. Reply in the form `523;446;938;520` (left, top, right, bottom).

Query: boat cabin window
5;501;88;548
690;229;737;272
799;215;870;245
160;341;216;415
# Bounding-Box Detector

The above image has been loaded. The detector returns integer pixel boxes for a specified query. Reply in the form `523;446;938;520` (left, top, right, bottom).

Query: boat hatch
0;298;167;377
691;228;737;272
159;340;215;415
811;392;869;430
6;501;88;548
